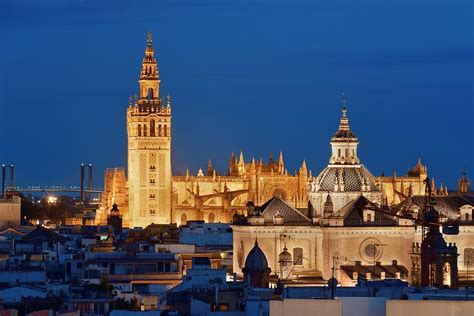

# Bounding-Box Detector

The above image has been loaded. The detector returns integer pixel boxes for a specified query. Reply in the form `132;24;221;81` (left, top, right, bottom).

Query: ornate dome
313;165;378;192
244;241;269;271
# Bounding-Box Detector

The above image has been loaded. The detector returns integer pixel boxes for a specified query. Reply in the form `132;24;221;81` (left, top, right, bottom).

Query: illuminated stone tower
127;32;172;227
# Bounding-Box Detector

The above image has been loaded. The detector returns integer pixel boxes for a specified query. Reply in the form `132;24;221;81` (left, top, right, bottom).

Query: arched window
208;213;215;223
181;213;187;226
138;124;142;137
150;120;155;136
345;148;348;158
158;125;162;137
143;124;147;136
148;88;154;100
293;247;303;265
338;149;341;157
443;262;451;286
164;125;168;137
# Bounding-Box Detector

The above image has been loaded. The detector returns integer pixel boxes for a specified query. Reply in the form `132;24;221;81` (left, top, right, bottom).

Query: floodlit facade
127;32;172;227
102;33;466;231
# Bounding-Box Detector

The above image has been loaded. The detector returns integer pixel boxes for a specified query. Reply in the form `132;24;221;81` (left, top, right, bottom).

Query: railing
344;218;398;226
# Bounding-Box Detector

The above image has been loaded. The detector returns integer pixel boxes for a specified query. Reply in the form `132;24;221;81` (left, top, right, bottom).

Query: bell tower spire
139;31;160;100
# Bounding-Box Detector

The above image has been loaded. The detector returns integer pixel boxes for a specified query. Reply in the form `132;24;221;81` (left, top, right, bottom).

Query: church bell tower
127;32;172;227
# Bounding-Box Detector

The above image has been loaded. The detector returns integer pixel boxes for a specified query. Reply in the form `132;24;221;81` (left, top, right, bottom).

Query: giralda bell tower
127;32;172;227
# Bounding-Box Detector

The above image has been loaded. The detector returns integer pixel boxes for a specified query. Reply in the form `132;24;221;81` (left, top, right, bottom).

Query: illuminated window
293;247;303;265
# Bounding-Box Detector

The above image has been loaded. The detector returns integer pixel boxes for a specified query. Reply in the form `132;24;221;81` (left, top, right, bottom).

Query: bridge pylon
1;164;14;199
80;163;93;203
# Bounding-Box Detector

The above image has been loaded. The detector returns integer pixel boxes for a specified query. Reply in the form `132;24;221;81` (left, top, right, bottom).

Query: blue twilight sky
0;0;472;189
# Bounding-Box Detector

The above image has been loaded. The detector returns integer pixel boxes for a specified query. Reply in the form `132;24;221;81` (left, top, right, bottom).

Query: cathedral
98;32;474;287
100;32;470;229
100;33;309;228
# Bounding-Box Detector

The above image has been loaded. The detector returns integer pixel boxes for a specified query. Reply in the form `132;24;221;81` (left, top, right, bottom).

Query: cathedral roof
244;241;269;271
334;196;398;226
258;196;312;224
314;165;379;192
397;194;474;220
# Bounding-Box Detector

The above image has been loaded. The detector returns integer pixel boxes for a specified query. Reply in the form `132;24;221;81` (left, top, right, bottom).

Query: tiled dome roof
314;165;378;192
332;129;357;140
244;241;269;271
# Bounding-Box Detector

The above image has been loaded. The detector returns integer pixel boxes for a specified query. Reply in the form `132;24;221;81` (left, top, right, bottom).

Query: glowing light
47;196;58;204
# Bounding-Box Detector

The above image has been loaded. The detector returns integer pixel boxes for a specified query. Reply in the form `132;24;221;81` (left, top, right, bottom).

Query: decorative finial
129;95;133;107
167;94;171;107
147;31;152;45
133;94;138;106
342;93;347;117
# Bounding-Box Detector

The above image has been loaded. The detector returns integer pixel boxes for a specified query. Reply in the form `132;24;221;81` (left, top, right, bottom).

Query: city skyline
1;0;472;189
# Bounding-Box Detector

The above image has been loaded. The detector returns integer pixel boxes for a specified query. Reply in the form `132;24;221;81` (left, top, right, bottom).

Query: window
138;124;142;137
363;209;375;222
293;247;303;265
143;124;147;136
208;213;215;223
164;125;168;137
150;120;155;136
345;148;348;158
174;193;179;204
150;209;156;215
180;213;187;226
148;88;154;100
443;262;451;286
338;149;341;157
465;248;474;266
158;125;162;136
